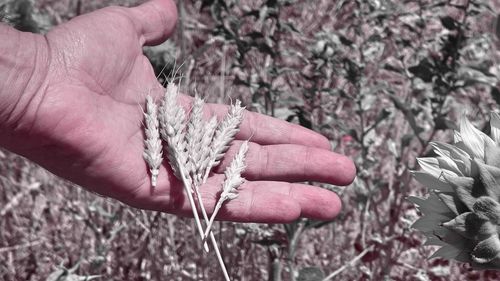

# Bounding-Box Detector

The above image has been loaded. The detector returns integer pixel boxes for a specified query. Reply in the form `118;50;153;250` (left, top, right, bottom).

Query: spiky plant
143;83;247;281
410;112;500;269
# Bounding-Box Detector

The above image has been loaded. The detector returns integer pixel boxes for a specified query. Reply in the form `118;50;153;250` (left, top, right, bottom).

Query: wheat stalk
184;95;218;252
157;83;209;252
143;95;163;187
203;140;248;242
183;98;245;253
157;85;232;281
144;83;246;281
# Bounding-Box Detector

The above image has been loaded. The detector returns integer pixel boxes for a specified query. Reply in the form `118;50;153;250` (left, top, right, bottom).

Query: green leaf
431;142;471;175
256;42;276;56
416;157;442;178
490;87;500;105
408;192;454;215
472;235;500;264
412;171;454;192
444;175;475;210
476;160;500;200
297;267;324;281
408;59;434;82
473;196;500;225
442;212;491;239
245;31;264;39
437;193;459;215
459;114;485;159
338;35;353;46
440;16;457;30
496;14;500;39
490;112;500;143
430;244;466;260
383;63;403;73
412;213;451;233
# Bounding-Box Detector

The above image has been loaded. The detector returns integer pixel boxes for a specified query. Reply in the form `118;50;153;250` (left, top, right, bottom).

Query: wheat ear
165;89;232;280
186;95;207;181
158;83;187;179
193;116;218;186
200;100;245;184
203;140;248;242
185;96;215;240
143;95;163;187
158;83;209;252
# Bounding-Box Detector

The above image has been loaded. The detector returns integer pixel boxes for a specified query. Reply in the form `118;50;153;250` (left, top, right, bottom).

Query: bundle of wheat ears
142;82;247;281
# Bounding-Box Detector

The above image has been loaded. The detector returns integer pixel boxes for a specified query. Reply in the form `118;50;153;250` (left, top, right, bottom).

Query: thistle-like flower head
410;112;500;269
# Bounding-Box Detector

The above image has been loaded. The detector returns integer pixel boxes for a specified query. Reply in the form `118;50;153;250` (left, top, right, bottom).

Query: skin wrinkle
50;25;76;75
245;186;259;222
302;146;311;180
112;46;143;94
214;142;351;183
36;107;110;178
244;110;258;142
4;34;31;127
131;0;178;46
260;144;270;180
25;37;53;136
287;122;295;146
10;88;60;145
143;3;168;39
27;87;50;136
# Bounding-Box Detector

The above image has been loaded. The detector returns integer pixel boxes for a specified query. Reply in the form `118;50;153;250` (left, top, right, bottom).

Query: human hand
0;0;355;223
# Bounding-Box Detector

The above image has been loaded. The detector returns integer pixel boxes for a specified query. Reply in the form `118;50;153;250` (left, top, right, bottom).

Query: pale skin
0;0;356;223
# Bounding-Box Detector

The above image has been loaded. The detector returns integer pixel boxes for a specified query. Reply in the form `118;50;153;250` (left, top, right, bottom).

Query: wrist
0;24;50;144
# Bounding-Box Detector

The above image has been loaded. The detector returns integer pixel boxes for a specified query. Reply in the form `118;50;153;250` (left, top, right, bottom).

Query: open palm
3;0;355;223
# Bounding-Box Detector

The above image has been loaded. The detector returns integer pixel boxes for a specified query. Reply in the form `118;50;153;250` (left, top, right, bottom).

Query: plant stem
210;233;231;281
202;199;225;242
179;169;210;252
322;245;374;281
190;183;231;281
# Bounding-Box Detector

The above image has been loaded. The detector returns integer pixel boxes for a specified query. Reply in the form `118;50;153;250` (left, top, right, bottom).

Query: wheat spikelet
219;140;248;200
193;116;218;185
186;95;205;179
184;95;217;247
143;95;163;187
158;83;187;179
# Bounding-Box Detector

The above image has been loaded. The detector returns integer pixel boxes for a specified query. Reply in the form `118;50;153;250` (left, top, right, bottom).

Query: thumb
128;0;178;46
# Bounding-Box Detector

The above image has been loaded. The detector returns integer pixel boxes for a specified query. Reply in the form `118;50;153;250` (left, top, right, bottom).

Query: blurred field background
1;0;500;280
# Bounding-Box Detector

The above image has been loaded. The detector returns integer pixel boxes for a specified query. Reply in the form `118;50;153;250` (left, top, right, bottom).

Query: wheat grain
143;95;163;187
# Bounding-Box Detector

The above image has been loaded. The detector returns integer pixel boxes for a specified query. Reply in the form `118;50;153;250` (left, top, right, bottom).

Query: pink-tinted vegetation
1;0;500;280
